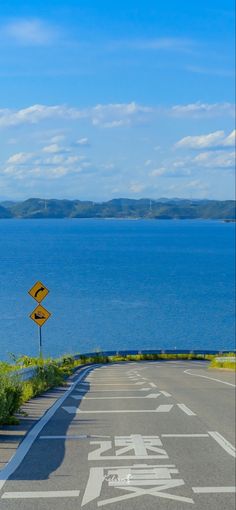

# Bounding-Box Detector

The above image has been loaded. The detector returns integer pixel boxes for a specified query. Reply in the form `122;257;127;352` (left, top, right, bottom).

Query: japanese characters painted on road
28;281;49;303
30;304;51;327
82;464;194;506
82;434;194;506
88;434;168;460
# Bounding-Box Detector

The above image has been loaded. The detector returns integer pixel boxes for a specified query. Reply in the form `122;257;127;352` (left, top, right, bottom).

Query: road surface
0;361;235;509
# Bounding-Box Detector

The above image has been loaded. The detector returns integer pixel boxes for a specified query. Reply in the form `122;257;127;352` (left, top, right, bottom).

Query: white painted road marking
62;404;174;414
192;486;236;493
184;369;236;387
150;382;157;388
160;391;172;397
82;464;194;506
80;382;146;386
2;491;80;499
76;388;151;392
162;434;209;438
88;434;168;460
72;393;161;400
0;365;96;493
208;431;236;458
177;403;196;416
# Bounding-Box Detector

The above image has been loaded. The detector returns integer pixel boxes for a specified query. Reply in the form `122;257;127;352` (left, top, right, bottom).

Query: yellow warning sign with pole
28;281;49;303
28;281;51;358
30;304;51;327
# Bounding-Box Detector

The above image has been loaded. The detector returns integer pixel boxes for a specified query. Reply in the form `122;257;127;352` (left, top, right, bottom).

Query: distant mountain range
0;198;235;220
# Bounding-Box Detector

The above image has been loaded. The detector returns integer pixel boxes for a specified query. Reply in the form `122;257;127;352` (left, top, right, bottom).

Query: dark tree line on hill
0;198;235;220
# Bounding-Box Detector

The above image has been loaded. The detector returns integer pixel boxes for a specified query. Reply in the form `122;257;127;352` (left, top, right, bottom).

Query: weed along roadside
0;351;235;426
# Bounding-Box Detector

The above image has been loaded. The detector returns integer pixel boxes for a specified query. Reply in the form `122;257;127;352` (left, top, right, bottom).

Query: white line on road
87;378;130;381
184;369;236;387
192;487;236;493
2;491;80;499
63;404;174;414
87;455;169;460
150;382;157;388
208;431;236;458
81;382;146;386
177;403;196;416
0;365;96;492
76;388;151;392
160;391;171;397
162;434;209;437
72;394;161;400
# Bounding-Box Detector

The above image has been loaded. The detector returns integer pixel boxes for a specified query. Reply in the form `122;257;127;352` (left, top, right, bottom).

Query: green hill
1;198;235;220
0;205;13;218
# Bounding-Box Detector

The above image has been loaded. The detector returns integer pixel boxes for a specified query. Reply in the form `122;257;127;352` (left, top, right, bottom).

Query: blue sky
0;0;235;200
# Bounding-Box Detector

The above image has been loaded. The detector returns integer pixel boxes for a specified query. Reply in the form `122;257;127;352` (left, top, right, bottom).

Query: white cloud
175;130;225;149
2;19;57;46
44;155;66;165
144;159;152;166
223;130;236;147
150;165;191;178
0;104;82;128
0;102;152;129
176;130;235;149
91;102;152;128
50;134;66;143
171;102;235;118
0;102;234;130
7;152;34;164
193;150;235;168
93;102;152;115
42;143;68;154
49;166;69;178
95;119;128;128
76;137;90;146
66;155;84;165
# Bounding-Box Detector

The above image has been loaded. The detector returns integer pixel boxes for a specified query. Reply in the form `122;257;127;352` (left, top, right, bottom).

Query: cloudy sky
0;0;235;201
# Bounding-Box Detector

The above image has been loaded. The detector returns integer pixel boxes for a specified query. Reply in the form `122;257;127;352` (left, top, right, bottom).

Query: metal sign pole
39;326;42;358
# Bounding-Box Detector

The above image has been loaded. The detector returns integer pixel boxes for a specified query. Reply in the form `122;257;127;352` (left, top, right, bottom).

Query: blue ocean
0;219;235;361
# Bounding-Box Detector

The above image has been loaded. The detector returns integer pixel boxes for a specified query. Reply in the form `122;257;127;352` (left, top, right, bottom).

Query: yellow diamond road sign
28;281;49;303
30;304;51;327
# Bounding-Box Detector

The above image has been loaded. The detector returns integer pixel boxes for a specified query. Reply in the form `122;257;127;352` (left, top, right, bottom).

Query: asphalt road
0;361;235;509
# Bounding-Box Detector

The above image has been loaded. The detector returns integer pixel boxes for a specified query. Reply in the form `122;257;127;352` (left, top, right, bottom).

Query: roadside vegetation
0;351;235;425
0;355;76;425
209;354;236;371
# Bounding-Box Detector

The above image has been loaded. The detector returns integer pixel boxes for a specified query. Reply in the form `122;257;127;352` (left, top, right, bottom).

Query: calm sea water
0;219;235;361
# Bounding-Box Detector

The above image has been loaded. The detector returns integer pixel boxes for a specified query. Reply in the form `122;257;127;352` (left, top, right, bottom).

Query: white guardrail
14;367;38;381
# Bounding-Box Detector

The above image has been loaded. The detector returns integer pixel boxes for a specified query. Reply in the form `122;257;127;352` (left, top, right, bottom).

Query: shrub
0;373;23;425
